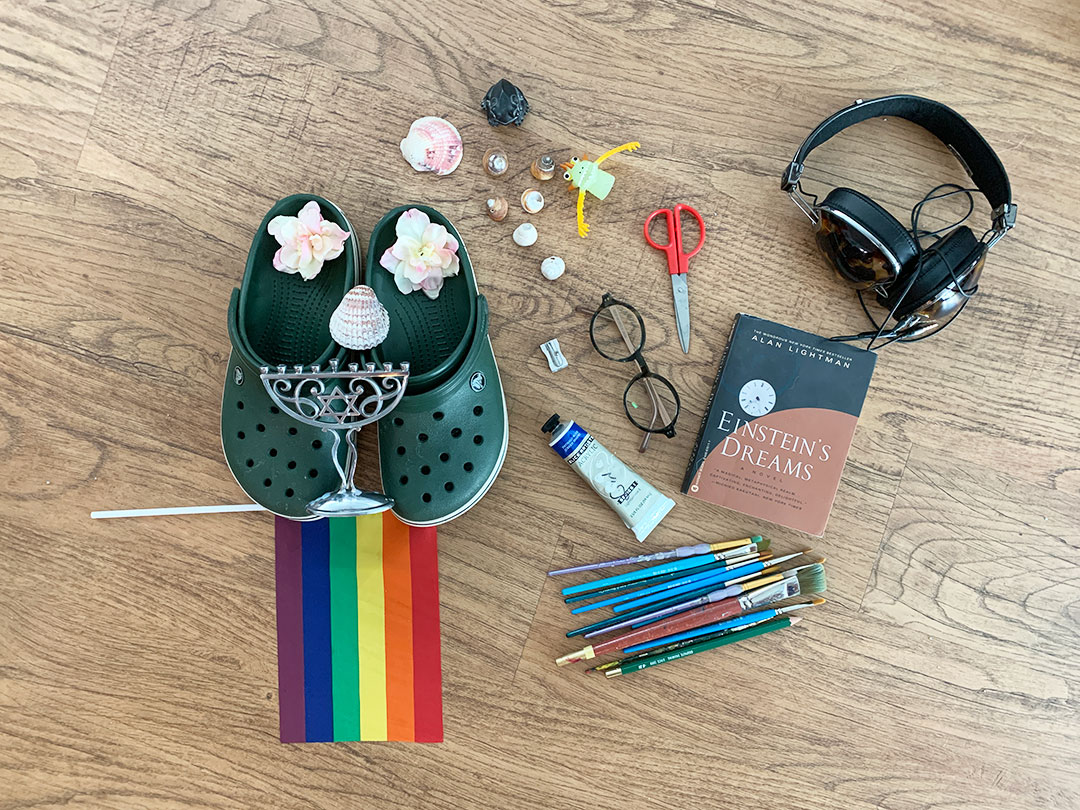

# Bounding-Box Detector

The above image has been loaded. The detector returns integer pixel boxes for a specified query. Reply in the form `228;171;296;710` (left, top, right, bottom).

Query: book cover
682;315;876;536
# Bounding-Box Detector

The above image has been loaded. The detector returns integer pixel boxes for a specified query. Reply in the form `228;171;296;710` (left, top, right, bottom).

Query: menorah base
306;487;394;518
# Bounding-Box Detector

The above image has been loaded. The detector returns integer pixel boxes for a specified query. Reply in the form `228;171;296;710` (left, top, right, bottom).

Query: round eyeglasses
589;293;681;449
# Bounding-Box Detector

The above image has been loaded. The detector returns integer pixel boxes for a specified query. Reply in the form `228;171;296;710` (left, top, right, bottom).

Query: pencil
587;613;771;673
584;601;821;673
623;599;823;654
605;616;801;677
557;595;764;666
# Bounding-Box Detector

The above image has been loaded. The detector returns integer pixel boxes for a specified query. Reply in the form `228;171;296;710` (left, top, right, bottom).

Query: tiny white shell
513;222;538;247
329;285;390;350
521;188;545;214
541;255;565;280
400;116;463;176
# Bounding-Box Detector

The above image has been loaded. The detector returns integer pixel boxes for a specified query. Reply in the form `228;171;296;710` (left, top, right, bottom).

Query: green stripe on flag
328;516;360;739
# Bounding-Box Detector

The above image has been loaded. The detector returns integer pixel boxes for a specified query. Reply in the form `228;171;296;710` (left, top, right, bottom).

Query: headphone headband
782;95;1014;221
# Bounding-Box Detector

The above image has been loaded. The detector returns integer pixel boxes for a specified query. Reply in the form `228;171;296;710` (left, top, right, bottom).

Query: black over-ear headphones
782;95;1017;347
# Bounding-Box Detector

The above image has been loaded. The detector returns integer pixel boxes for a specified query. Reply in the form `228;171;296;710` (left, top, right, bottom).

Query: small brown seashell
521;188;545;214
486;196;508;221
483;148;508;177
531;155;556;181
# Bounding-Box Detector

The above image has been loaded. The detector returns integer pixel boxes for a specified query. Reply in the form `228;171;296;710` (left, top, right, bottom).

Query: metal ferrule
743;577;800;610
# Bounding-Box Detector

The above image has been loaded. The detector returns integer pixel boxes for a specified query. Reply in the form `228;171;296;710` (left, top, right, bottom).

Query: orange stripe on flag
382;513;415;741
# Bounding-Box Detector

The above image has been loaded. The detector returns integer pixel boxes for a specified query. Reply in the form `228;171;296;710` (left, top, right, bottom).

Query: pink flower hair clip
267;200;351;280
379;208;460;299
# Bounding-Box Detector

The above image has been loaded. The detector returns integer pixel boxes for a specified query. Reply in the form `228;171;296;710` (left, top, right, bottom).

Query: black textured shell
480;79;529;126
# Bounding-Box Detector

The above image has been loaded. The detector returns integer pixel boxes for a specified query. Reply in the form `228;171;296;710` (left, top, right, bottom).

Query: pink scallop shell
399;116;463;176
329;285;390;350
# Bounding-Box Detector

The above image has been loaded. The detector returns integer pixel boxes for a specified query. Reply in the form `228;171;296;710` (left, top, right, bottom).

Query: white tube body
547;418;675;542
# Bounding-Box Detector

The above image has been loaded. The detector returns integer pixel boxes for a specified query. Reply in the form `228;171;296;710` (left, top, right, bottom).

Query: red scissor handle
643;204;705;275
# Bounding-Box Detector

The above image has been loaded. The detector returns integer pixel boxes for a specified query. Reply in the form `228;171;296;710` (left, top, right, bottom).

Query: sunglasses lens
591;304;643;361
815;209;898;290
625;375;679;434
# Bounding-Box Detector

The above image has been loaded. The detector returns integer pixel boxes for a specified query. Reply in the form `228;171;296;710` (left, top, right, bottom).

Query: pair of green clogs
221;195;507;526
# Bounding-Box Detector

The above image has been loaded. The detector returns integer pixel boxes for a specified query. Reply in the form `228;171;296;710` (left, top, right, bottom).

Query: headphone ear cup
880;226;983;318
820;188;920;278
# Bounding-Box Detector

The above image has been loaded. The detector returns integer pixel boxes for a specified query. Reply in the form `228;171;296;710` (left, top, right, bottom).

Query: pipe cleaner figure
561;141;641;237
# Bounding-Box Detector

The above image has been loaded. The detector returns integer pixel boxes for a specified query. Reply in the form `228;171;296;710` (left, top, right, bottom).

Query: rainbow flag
274;514;443;742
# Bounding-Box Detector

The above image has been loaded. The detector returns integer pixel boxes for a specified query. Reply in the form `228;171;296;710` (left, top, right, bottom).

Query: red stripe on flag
409;525;443;743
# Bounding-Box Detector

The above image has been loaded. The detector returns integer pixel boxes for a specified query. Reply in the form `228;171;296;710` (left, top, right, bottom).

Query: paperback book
682;315;876;536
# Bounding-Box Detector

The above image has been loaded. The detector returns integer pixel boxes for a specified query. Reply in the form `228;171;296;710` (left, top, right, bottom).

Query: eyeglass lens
591;303;644;361
625;375;679;434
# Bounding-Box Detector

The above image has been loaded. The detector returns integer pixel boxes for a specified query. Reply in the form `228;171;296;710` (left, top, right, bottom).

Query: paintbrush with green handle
587;599;824;673
605;616;801;677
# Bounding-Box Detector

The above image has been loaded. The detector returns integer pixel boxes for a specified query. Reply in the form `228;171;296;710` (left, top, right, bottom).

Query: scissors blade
671;273;690;353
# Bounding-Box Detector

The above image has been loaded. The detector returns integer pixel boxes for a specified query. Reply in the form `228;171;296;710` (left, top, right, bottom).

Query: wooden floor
2;0;1079;807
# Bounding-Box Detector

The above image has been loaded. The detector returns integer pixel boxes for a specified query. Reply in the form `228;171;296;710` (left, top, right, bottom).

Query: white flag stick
91;504;266;519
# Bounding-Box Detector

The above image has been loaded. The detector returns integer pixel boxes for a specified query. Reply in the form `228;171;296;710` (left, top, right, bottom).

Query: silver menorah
260;358;409;517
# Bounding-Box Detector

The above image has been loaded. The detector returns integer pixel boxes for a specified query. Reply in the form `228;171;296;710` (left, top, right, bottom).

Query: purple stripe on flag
274;516;306;742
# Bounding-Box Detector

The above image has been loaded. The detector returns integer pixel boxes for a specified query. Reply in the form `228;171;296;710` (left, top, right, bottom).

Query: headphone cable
833;183;980;349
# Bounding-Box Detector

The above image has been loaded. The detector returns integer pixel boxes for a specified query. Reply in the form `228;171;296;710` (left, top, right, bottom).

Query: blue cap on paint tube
542;414;589;459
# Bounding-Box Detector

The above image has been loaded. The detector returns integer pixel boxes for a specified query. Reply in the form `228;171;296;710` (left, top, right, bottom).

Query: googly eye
563;171;571;181
571;156;580;163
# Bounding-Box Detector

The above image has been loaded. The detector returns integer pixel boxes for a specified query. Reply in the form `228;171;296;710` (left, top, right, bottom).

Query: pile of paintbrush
548;535;826;677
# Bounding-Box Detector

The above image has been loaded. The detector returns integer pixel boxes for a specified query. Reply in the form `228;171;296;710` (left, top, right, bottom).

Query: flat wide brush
585;562;825;639
563;562;789;638
548;535;763;576
583;572;797;639
606;551;806;614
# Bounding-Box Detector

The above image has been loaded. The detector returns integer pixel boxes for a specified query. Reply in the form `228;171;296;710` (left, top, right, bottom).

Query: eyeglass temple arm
608;306;673;451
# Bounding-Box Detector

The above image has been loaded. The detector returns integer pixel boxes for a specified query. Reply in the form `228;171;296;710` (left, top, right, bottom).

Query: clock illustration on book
739;379;776;416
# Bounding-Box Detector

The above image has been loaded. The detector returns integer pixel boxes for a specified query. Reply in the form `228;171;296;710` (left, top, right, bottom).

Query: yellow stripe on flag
355;514;387;740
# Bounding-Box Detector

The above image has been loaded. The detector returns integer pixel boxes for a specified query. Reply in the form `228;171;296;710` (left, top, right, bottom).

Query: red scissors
644;203;705;353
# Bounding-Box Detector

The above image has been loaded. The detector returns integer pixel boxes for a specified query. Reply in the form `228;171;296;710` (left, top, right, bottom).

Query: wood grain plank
1;0;1078;807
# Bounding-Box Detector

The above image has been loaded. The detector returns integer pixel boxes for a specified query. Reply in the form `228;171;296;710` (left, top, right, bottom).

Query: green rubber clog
366;205;507;526
221;194;357;519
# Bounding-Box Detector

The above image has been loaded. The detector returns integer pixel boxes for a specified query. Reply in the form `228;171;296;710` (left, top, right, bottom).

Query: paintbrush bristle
757;538;772;553
795;563;826;595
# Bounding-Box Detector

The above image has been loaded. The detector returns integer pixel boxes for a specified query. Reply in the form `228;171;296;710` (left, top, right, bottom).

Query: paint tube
541;414;675;542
